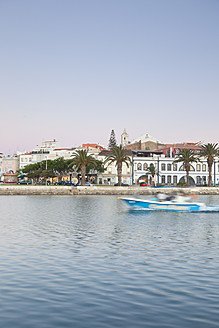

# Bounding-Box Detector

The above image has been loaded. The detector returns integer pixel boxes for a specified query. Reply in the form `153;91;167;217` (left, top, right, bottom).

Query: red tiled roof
164;143;201;150
54;148;72;151
82;144;105;150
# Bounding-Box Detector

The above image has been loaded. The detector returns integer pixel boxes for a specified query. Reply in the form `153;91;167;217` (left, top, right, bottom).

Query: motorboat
119;194;205;212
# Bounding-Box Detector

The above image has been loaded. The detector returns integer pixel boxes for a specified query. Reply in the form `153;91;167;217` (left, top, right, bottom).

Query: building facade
132;150;219;186
18;140;77;170
96;148;219;186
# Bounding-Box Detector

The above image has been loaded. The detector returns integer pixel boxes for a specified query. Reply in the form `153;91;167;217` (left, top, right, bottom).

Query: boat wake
128;205;219;213
199;205;219;212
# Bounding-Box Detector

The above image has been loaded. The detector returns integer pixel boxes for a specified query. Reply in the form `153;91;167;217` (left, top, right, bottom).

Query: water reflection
0;195;218;328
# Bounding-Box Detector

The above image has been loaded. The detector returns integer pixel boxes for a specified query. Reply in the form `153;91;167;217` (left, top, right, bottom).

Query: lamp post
157;157;159;185
45;156;48;185
213;159;218;186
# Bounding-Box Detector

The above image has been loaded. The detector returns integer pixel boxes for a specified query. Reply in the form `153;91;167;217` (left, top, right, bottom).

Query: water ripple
0;195;219;327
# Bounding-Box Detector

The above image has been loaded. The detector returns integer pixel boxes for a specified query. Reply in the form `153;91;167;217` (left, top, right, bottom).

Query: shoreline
0;185;219;195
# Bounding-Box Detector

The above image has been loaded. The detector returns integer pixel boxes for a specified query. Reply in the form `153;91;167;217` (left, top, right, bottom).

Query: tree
145;164;159;185
108;130;117;150
173;149;199;185
22;162;42;183
85;159;105;175
199;143;219;186
69;150;98;186
22;158;70;183
52;157;70;180
105;145;133;186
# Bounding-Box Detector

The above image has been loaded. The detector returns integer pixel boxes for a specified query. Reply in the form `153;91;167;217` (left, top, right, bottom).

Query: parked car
64;181;76;186
77;181;94;186
17;179;31;185
140;182;149;187
54;181;66;185
114;183;129;186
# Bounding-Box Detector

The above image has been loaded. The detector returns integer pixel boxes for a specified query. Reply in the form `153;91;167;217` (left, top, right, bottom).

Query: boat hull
120;198;202;212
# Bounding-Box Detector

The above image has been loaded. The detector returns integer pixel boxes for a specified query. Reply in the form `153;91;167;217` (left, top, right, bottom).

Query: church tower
121;128;129;146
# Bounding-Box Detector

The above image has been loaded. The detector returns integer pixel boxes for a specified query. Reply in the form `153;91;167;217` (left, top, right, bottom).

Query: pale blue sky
0;0;218;153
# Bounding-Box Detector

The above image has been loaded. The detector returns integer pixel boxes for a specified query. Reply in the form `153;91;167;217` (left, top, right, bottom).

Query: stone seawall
0;185;219;195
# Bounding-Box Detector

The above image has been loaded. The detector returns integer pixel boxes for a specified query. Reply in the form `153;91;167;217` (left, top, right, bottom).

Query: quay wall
0;185;219;195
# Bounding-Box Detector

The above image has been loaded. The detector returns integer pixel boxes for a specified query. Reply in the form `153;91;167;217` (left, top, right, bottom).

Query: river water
0;195;219;328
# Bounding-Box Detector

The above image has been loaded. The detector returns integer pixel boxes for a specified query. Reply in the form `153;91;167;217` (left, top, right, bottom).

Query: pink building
2;155;19;175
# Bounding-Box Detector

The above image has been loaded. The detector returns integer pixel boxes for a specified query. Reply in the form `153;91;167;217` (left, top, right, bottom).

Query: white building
19;152;33;170
97;150;132;185
18;140;77;170
121;128;129;146
96;148;219;186
0;155;2;181
132;150;219;186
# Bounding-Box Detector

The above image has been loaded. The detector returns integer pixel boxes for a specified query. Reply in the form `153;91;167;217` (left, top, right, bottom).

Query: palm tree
145;164;159;185
69;150;97;186
173;149;199;185
105;145;133;186
199;143;219;186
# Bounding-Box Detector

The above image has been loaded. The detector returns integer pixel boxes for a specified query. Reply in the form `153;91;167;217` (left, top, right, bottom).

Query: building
2;155;19;174
31;139;61;164
123;132;164;151
0;153;2;181
18;140;77;170
121;129;129;146
97;149;132;185
80;143;105;156
94;130;219;186
131;149;219;186
1;155;19;183
19;152;33;170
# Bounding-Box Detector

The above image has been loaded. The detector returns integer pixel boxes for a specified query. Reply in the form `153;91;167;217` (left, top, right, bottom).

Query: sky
0;0;218;154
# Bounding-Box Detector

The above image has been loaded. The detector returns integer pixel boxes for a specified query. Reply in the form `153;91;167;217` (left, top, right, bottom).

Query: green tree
52;157;70;180
22;162;42;183
85;159;105;175
173;149;199;185
69;150;98;186
199;143;219;186
145;164;159;185
105;145;133;186
108;130;117;150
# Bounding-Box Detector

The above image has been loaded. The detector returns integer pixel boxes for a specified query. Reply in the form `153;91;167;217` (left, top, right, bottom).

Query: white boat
119;194;205;212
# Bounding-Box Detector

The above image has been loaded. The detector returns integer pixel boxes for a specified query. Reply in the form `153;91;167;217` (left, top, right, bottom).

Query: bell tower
121;128;129;146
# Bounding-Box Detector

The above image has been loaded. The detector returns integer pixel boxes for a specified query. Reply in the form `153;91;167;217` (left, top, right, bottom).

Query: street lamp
45;156;48;185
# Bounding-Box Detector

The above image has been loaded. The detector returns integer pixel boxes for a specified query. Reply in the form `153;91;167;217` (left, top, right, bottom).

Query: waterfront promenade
0;185;219;195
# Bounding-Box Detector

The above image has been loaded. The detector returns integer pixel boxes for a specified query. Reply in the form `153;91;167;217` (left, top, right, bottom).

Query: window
127;167;130;174
161;164;165;171
173;164;177;171
197;164;201;171
179;165;195;171
197;176;201;184
173;176;177;184
143;163;148;170
202;176;206;184
202;164;206;172
167;164;171;171
137;163;142;170
167;176;171;184
179;165;184;171
161;175;165;184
